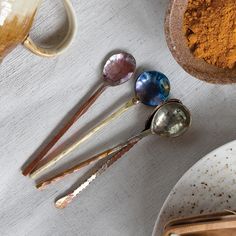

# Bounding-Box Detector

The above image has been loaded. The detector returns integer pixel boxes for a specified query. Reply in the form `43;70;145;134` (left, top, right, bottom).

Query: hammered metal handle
37;145;125;190
55;139;140;209
31;97;139;179
37;127;146;190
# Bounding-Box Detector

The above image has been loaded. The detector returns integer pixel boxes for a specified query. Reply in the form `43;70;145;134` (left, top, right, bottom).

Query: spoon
36;72;170;188
36;98;184;191
22;52;136;176
54;100;192;208
31;71;170;179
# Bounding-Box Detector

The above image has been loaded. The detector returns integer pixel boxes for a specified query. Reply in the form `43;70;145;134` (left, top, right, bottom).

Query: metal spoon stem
37;129;150;189
54;100;191;208
55;137;143;209
22;83;108;176
31;97;140;179
22;52;136;176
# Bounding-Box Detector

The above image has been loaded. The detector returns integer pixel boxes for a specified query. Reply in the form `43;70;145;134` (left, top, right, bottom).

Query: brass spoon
54;100;192;209
22;52;136;176
31;71;170;179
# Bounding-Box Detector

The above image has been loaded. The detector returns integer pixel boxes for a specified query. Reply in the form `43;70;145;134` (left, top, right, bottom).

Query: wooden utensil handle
55;139;140;209
22;83;107;176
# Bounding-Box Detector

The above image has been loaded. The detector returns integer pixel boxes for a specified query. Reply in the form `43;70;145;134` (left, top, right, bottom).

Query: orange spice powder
183;0;236;69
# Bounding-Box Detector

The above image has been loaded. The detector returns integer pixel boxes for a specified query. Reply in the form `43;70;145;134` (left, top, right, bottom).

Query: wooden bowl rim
165;0;236;84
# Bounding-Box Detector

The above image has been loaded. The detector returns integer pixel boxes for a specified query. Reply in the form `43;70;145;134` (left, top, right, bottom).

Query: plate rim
152;139;236;236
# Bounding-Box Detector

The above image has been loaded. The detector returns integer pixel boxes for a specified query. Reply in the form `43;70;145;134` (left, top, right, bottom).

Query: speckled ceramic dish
152;140;236;236
165;0;236;84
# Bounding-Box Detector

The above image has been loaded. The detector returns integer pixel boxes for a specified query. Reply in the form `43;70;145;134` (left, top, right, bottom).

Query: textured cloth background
0;0;236;235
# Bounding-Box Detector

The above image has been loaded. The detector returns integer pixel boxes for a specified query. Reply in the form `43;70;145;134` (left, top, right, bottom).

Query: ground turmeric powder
183;0;236;69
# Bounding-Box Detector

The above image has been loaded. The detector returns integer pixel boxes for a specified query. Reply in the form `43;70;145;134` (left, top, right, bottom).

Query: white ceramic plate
152;140;236;236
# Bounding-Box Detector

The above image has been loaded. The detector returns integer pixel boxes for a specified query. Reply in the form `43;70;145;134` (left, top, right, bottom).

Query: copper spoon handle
37;124;144;189
23;83;108;176
30;98;139;179
55;137;142;209
37;145;126;189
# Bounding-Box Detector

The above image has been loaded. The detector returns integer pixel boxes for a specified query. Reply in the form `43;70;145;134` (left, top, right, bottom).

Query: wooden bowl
165;0;236;84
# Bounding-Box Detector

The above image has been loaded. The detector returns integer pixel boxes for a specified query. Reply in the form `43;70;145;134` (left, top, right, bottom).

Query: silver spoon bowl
151;100;191;137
